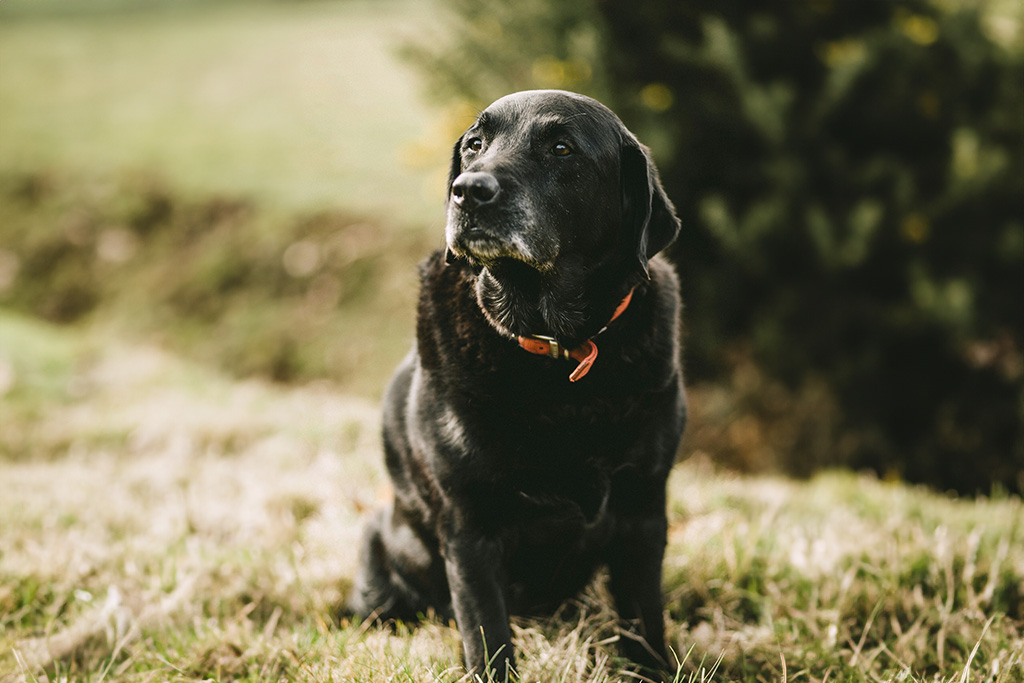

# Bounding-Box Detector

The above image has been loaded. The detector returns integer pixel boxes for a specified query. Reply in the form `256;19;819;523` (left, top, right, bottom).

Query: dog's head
445;90;680;279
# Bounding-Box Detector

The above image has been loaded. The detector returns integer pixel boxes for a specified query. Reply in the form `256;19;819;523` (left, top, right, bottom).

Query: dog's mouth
459;227;514;259
447;221;548;270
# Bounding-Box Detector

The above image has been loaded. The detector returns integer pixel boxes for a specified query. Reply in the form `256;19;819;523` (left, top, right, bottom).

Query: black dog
350;90;686;680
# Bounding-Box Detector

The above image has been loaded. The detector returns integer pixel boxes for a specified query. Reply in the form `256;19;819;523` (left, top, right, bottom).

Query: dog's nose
451;172;500;210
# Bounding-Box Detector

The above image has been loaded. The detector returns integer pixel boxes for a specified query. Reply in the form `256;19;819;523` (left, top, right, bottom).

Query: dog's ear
444;134;465;265
620;133;681;277
446;134;464;204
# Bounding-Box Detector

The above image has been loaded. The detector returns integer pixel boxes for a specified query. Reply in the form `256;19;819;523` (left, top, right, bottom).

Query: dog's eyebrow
532;113;590;137
537;112;589;126
476;110;511;134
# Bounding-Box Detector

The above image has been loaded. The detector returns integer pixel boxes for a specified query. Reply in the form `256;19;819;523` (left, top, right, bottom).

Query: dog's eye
551;142;573;157
467;138;484;152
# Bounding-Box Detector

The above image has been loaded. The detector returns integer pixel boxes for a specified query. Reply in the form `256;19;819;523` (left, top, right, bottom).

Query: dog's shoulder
638;255;684;366
647;255;681;308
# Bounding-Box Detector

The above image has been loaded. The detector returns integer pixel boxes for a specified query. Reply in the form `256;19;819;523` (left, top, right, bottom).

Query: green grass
0;0;455;226
0;0;468;397
1;311;1021;683
0;170;434;397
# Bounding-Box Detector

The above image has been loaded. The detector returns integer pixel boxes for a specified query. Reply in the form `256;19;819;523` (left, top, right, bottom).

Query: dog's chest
460;393;641;516
495;447;613;542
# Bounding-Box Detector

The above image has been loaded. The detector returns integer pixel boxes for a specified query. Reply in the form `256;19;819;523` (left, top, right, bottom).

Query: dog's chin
447;231;551;272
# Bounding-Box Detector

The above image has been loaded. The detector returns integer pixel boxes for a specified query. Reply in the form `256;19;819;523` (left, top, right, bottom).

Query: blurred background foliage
0;173;430;395
404;0;1024;495
0;0;441;399
0;0;1021;495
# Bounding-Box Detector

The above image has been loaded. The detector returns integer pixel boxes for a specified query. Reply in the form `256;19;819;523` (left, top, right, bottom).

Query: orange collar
516;287;635;382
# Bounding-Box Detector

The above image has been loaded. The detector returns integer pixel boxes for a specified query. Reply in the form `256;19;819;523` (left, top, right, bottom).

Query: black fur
350;90;686;680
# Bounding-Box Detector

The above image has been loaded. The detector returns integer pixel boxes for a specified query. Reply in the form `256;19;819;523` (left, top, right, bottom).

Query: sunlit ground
1;311;1022;681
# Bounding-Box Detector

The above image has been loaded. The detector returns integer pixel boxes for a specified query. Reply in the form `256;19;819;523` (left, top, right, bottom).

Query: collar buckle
532;335;563;359
515;285;637;382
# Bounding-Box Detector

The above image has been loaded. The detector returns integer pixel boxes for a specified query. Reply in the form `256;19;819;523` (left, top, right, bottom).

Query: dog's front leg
443;531;514;681
607;511;670;674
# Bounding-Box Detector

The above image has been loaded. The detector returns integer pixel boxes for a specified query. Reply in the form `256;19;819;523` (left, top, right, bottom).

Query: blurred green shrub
406;0;1024;493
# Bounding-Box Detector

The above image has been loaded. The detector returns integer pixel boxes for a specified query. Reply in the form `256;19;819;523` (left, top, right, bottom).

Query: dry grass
1;312;1022;683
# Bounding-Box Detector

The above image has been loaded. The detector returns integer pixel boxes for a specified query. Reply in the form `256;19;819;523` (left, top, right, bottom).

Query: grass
1;309;1021;683
0;169;434;397
0;0;471;397
0;0;456;226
